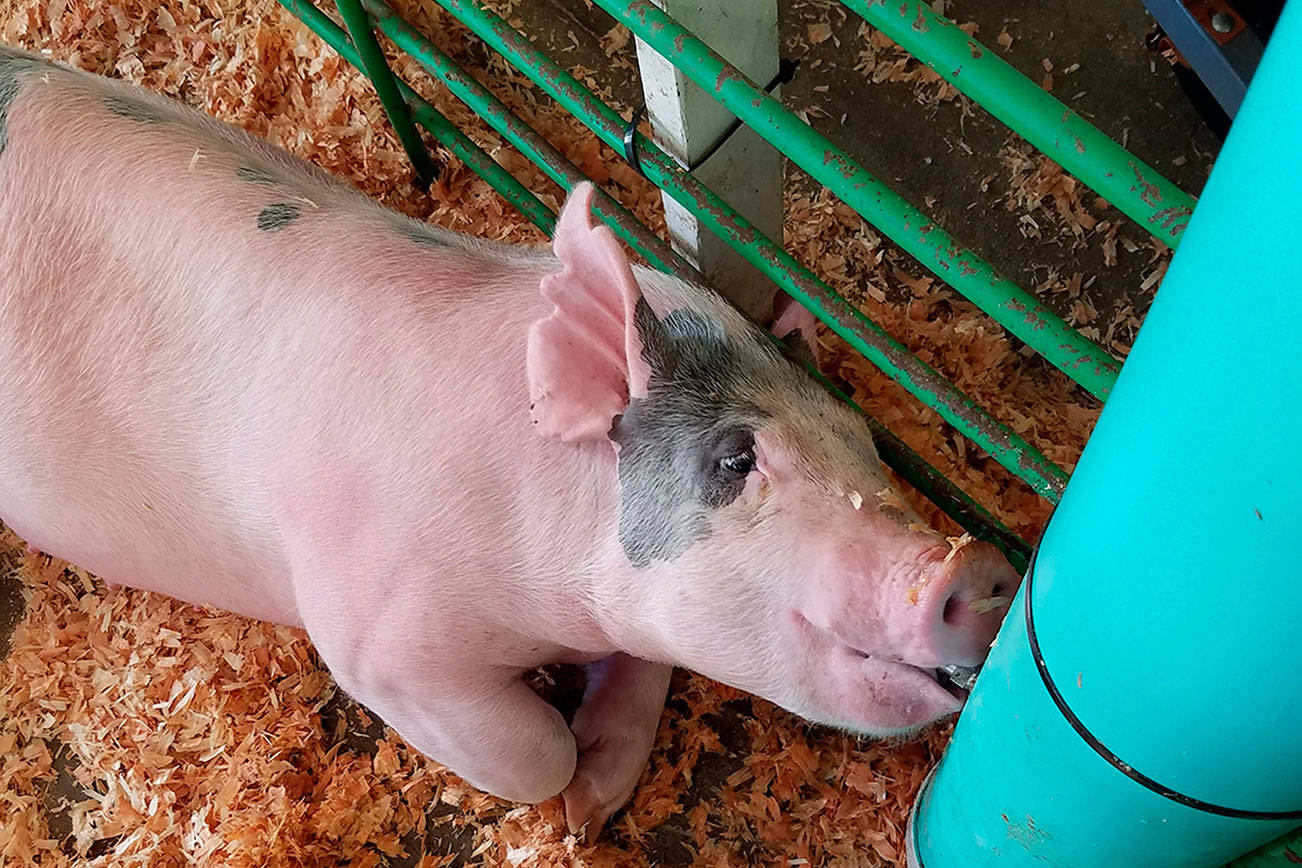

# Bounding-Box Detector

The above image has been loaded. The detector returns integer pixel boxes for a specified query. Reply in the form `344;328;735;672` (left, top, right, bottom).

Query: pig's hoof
559;732;648;840
561;768;618;840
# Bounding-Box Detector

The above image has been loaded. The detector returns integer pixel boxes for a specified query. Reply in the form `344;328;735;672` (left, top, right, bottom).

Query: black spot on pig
390;217;458;251
257;202;300;232
610;298;767;567
104;95;167;124
394;218;452;248
236;165;277;185
0;48;43;156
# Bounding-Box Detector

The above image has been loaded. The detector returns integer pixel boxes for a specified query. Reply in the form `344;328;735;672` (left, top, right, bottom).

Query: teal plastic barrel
906;3;1302;866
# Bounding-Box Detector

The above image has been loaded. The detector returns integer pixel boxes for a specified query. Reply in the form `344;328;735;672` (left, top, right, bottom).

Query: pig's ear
770;292;822;370
527;183;652;443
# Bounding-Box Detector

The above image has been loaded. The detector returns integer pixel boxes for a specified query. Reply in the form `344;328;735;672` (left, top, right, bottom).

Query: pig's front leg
562;654;671;837
326;658;580;805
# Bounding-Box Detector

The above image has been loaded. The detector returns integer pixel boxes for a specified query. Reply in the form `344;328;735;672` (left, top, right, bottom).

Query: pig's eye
719;450;756;476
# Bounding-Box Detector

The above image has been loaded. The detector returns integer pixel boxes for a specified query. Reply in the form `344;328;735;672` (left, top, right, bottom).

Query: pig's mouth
845;646;975;702
791;612;978;726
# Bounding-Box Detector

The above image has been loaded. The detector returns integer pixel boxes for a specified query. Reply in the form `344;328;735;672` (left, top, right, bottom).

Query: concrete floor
0;0;1223;863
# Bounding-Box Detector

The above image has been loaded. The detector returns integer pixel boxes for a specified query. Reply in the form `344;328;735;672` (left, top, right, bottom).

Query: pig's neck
505;435;672;665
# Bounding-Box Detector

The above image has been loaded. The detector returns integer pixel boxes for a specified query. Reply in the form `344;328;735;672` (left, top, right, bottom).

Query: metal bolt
1211;11;1235;33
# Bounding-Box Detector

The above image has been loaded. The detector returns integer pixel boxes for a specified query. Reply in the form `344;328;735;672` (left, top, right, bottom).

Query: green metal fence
277;0;1199;571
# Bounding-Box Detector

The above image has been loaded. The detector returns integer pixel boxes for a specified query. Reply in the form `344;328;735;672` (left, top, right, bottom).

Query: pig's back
0;50;551;624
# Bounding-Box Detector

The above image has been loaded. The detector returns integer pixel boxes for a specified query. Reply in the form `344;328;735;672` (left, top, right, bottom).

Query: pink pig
0;46;1018;835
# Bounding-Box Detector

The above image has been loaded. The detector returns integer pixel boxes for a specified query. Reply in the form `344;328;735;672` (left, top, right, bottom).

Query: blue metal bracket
1142;0;1267;117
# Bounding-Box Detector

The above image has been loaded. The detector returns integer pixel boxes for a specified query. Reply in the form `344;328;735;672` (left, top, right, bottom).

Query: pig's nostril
942;592;963;626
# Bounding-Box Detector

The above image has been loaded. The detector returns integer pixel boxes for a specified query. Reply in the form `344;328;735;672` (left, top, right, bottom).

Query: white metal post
633;0;784;322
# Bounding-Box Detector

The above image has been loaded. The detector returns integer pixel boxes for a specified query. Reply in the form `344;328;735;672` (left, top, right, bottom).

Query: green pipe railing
426;0;1071;503
841;0;1197;247
280;0;1033;566
592;0;1122;402
282;0;557;232
335;0;438;186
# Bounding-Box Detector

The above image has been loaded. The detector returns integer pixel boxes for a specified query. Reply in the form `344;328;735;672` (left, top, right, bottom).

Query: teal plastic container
906;3;1302;865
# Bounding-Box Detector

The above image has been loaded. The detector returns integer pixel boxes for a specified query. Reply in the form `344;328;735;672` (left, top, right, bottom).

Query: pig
0;45;1018;836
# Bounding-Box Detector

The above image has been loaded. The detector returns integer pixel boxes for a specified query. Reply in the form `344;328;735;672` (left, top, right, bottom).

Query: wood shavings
999;140;1098;245
968;596;1008;615
853;21;974;107
875;485;910;514
943;533;975;563
807;22;833;45
598;23;629;58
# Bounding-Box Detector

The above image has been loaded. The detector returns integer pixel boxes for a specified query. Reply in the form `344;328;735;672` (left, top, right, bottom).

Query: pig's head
528;184;1019;735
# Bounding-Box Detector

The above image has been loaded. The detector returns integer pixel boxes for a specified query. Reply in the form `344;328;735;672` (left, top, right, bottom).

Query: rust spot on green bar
951;67;961;78
898;1;908;15
1074;135;1085;153
913;6;929;31
1130;161;1162;206
714;67;742;93
1150;206;1192;234
968;40;983;59
673;33;686;52
1021;307;1049;329
823;151;858;181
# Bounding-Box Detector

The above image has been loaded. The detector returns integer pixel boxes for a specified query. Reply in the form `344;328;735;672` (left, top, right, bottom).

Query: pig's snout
905;540;1019;668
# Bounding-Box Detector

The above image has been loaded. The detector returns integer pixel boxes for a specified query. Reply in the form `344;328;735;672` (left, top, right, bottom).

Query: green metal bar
357;0;702;284
311;0;1031;564
334;0;439;186
593;0;1120;402
841;0;1197;248
429;0;1069;502
278;0;556;233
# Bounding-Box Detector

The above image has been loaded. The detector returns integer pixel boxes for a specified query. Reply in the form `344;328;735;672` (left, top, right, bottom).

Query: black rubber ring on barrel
621;104;647;178
1024;546;1302;820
